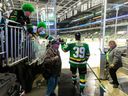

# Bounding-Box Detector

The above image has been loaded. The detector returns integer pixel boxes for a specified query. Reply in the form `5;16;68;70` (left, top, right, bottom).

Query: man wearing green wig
8;3;35;57
8;2;35;58
9;3;34;26
7;3;35;95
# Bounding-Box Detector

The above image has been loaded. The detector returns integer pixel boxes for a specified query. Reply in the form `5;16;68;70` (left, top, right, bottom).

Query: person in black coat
8;3;35;58
7;3;35;95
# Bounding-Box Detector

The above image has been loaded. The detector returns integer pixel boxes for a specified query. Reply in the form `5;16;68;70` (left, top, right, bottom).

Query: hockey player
61;32;90;96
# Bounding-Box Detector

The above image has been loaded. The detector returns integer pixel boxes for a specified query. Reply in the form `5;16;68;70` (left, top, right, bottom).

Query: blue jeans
46;75;58;96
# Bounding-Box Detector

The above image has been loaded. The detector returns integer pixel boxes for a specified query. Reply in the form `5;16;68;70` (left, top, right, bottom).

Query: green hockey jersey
61;41;90;64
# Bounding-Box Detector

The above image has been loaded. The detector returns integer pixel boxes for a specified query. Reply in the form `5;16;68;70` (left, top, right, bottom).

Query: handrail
7;19;21;25
7;56;28;67
0;52;5;55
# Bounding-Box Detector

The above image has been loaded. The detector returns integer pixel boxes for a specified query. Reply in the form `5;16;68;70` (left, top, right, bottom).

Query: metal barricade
0;20;29;66
0;24;6;67
5;21;28;66
0;17;47;67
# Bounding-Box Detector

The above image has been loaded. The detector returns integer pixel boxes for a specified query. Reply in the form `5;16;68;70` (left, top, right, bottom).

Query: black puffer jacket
42;47;62;79
8;9;30;26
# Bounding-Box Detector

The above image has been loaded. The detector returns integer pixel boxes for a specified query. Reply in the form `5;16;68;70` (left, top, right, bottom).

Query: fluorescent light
7;3;10;6
0;3;2;8
124;2;128;5
117;31;126;34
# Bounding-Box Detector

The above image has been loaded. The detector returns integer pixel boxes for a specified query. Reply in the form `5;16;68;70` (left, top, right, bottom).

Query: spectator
8;3;35;32
7;3;35;95
106;40;122;88
8;3;35;58
33;21;54;41
42;40;62;96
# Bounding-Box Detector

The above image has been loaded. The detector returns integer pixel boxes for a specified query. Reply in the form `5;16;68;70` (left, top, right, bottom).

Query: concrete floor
25;40;128;96
25;68;128;96
26;75;46;96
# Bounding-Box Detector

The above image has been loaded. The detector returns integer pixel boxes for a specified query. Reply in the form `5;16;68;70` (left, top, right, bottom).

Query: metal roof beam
57;0;81;17
57;0;66;6
57;0;75;12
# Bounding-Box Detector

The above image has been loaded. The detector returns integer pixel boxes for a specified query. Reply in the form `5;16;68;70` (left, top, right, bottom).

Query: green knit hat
37;22;47;29
22;3;35;12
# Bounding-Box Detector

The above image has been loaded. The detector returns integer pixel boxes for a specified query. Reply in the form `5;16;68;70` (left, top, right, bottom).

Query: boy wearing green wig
33;21;54;41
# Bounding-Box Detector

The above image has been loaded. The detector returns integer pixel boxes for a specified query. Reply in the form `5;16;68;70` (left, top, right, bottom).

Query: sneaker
50;92;56;96
113;84;119;88
72;80;77;85
80;91;86;96
109;81;114;84
20;90;26;96
79;89;86;96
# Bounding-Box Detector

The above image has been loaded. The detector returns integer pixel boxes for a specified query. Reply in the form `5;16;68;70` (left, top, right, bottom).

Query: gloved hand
52;56;59;62
59;38;65;44
109;64;114;68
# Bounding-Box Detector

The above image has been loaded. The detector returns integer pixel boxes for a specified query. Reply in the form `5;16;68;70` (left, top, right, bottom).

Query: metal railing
0;18;45;67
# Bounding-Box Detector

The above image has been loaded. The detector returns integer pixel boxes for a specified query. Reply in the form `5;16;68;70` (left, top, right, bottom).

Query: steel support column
100;0;107;80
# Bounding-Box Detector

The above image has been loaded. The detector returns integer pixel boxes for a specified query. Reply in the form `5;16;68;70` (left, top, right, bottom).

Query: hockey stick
86;63;106;91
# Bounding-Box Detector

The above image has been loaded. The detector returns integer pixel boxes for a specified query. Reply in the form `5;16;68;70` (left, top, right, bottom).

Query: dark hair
51;40;59;45
75;32;81;40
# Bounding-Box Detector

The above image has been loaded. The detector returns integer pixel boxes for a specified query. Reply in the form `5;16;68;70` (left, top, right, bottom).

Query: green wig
22;3;35;12
37;22;47;29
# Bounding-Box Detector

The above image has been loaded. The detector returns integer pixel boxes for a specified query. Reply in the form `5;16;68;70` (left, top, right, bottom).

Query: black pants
14;63;33;93
109;67;119;85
